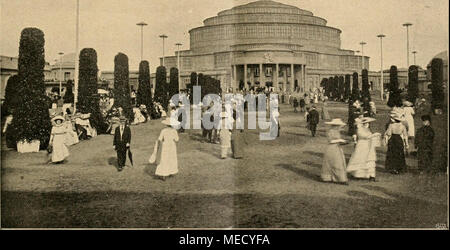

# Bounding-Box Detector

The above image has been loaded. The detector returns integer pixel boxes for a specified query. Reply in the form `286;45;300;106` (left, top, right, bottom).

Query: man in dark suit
415;115;434;173
113;117;131;172
308;105;320;137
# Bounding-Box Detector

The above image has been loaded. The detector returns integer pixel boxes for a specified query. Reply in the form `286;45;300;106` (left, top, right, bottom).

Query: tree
407;65;419;105
333;76;339;100
321;78;329;97
3;75;21;114
113;53;134;121
8;28;51;149
154;66;169;110
136;60;153;112
78;48;107;133
387;65;402;107
351;72;360;102
361;69;371;101
344;74;351;101
169;67;179;99
64;80;74;104
187;72;197;103
430;58;444;113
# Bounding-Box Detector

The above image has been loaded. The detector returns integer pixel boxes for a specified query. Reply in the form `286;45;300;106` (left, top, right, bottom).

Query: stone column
259;64;263;87
275;63;279;92
233;65;237;91
244;64;247;91
283;66;287;92
290;64;294;92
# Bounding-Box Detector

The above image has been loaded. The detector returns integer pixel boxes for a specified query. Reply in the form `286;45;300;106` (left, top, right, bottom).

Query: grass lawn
1;94;448;228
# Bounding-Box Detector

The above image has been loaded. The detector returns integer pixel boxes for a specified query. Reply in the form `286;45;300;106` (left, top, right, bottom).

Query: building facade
162;0;369;93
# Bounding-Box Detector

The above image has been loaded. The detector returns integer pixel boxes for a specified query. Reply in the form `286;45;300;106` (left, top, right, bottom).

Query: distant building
161;0;369;93
1;55;51;99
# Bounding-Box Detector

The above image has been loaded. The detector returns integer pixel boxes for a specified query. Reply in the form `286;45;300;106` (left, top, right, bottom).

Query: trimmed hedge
113;53;134;121
136;60;153;111
407;65;419;104
78;48;107;133
351;72;360;102
387;65;402;107
431;58;444;111
154;66;169;110
8;28;51;149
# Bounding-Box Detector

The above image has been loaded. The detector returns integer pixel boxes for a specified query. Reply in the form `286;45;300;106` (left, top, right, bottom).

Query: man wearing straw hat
113;117;131;172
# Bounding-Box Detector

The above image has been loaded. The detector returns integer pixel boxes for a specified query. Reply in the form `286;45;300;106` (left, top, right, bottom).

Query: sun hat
403;100;413;107
355;117;376;124
325;118;346;126
390;110;405;121
51;115;65;123
161;117;180;126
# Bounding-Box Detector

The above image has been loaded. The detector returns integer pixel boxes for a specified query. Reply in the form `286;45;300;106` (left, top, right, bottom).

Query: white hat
51;115;65;123
161;117;180;126
220;112;228;118
355;117;376;124
325;118;346;126
403;100;413;107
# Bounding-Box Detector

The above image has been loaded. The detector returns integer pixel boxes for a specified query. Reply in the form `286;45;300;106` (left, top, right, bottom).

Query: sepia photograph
0;0;448;232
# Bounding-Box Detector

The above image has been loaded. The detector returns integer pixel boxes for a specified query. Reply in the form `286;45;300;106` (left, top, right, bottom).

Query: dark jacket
113;125;131;150
415;125;434;151
308;109;320;125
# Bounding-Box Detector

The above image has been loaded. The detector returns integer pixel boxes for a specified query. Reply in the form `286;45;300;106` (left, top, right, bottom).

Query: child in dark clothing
415;115;435;173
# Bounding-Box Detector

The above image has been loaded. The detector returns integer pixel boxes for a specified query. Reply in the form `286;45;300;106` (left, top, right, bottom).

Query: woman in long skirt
347;117;380;181
321;98;330;120
384;111;409;174
321;119;348;185
154;118;179;180
49;116;70;164
403;100;415;149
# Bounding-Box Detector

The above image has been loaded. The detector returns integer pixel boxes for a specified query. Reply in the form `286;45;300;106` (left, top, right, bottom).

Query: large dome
189;0;341;55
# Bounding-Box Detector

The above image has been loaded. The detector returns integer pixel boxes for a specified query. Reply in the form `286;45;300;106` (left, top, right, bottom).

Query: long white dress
51;125;70;162
347;124;378;178
155;127;179;177
403;106;415;137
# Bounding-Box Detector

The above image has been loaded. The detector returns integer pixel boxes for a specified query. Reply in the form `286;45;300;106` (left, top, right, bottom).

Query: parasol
127;148;134;166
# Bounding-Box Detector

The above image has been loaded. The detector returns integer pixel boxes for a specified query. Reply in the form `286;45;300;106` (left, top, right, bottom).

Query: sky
1;0;448;73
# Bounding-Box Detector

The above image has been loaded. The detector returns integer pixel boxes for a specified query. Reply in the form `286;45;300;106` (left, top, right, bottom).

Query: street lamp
74;0;80;113
403;23;413;67
175;42;183;92
159;34;168;67
412;50;418;66
360;42;367;70
58;52;64;95
377;34;386;100
136;22;148;62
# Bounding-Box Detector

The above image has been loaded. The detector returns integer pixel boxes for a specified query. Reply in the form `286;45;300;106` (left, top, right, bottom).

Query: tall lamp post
58;52;64;95
136;22;148;62
403;23;413;67
159;34;168;67
74;0;80;113
412;51;418;66
377;34;386;100
360;42;367;70
175;43;182;92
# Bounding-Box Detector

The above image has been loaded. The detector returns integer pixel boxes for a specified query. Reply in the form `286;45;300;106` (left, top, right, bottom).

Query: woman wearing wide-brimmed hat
153;117;179;180
219;112;233;159
49;115;70;164
347;117;380;181
402;100;415;139
321;119;348;185
384;111;409;174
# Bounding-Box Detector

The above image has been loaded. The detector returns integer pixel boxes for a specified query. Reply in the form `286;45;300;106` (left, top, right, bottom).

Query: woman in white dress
63;114;79;146
322;119;348;185
347;117;380;181
49;116;70;164
402;100;415;138
153;117;179;181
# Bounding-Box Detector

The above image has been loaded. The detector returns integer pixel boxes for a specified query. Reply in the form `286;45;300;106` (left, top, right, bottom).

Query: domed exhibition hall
163;0;369;92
